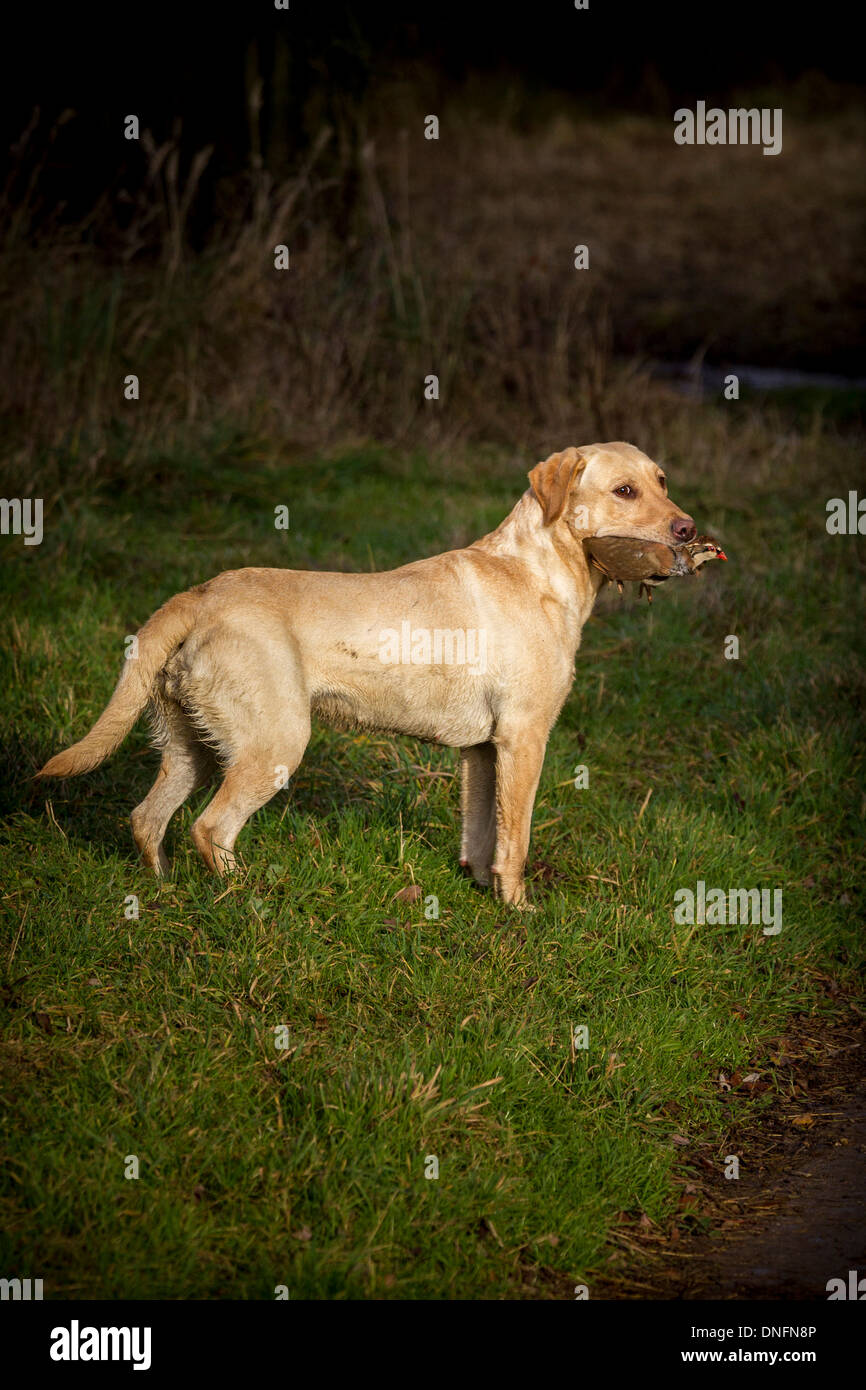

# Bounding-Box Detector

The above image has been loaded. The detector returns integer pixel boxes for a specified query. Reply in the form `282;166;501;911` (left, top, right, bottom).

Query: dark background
1;0;863;470
3;1;861;231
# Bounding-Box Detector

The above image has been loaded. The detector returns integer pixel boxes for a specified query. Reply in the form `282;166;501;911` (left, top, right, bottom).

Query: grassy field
1;394;864;1298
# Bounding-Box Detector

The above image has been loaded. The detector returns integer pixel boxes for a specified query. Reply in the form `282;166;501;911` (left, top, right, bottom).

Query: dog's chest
311;673;495;748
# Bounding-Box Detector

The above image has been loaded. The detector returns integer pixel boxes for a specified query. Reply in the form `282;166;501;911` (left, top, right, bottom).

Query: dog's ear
528;447;587;526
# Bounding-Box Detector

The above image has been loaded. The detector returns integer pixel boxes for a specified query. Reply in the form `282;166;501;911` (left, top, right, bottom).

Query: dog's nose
671;516;696;543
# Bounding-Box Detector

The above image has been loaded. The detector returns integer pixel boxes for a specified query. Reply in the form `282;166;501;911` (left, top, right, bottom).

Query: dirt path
671;1096;866;1299
596;1016;866;1300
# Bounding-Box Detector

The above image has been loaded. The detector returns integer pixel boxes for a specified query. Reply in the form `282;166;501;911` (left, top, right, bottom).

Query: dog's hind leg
159;616;312;875
131;701;214;875
190;712;310;875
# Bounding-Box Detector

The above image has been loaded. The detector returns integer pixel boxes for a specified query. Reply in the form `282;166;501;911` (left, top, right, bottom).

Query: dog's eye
658;476;667;490
613;484;635;498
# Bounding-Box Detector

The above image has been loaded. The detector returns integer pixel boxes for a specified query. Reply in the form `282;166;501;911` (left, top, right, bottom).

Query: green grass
1;410;864;1298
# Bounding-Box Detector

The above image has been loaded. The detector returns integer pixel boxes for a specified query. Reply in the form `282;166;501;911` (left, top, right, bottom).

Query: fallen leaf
393;885;422;904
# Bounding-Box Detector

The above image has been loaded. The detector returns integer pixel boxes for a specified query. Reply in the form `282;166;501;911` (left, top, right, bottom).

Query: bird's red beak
718;550;728;561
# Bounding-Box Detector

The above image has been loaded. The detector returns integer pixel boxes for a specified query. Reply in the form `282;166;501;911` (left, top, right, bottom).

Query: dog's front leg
491;730;548;907
460;743;497;885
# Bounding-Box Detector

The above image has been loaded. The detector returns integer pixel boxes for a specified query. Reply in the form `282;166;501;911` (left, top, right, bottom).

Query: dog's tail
38;588;201;779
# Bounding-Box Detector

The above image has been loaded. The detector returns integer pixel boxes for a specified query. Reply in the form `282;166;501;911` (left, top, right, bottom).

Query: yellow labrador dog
40;442;695;905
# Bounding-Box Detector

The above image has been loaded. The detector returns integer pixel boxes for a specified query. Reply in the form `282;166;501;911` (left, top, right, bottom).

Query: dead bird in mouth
584;535;727;601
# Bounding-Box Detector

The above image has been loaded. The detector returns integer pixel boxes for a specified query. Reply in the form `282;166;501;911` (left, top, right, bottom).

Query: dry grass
1;89;863;498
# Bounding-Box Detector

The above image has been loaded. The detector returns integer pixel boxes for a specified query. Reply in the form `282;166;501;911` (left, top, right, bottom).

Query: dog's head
528;442;695;546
